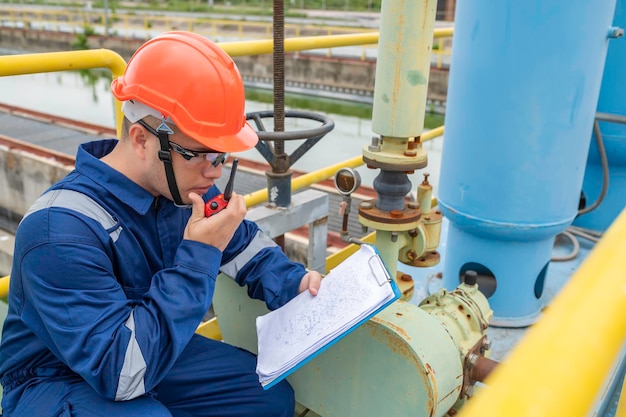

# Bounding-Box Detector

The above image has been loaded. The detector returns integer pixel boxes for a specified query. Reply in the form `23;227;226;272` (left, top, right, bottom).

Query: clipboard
256;244;401;389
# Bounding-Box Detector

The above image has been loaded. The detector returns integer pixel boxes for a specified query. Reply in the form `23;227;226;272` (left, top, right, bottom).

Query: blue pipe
575;1;626;231
438;0;618;326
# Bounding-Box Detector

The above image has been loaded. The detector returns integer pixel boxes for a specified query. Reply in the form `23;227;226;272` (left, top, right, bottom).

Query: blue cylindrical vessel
438;0;617;326
575;2;626;231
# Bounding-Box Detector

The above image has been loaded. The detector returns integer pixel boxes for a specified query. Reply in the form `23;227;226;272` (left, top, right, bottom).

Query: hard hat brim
196;121;259;153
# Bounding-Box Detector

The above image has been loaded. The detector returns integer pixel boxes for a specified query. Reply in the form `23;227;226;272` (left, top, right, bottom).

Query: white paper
255;244;397;387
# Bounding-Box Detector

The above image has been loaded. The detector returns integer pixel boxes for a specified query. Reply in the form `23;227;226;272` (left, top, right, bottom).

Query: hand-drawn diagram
256;245;397;385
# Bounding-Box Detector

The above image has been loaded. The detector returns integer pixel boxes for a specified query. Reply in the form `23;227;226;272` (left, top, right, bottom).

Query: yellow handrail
0;49;127;135
219;27;453;57
243;125;445;208
618;375;626;417
0;274;8;299
457;209;626;417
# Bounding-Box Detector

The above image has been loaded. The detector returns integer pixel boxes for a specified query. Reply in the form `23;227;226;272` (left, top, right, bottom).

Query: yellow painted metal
0;275;9;299
617;375;626;417
422;125;445;142
195;317;223;340
325;232;377;273
457;209;626;417
220;33;378;57
243;155;364;208
243;126;444;208
219;27;453;57
362;136;429;168
0;49;127;136
0;271;221;339
0;49;126;77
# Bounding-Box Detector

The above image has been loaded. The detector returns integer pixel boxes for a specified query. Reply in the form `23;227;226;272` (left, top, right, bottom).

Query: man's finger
188;192;205;220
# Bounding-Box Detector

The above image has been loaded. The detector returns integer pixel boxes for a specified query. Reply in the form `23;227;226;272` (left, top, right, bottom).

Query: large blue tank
438;0;618;326
575;2;626;232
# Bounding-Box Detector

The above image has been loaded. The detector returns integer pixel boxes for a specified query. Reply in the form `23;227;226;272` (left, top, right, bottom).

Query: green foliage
30;0;384;13
71;25;96;50
245;87;444;129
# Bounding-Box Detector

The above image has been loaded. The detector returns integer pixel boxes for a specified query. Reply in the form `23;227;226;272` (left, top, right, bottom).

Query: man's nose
202;161;223;178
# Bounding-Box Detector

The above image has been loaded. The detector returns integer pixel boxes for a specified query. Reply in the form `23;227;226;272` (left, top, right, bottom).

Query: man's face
139;119;226;205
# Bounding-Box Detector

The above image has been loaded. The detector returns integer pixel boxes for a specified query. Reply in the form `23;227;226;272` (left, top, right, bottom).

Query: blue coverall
0;139;306;416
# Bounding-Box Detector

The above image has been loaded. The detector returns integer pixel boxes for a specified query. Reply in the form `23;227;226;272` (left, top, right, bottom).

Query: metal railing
0;6;452;65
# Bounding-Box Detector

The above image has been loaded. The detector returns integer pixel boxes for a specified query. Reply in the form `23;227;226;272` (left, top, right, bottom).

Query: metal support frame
246;189;329;273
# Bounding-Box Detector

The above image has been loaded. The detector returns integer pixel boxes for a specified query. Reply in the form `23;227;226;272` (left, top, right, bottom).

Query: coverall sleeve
17;210;218;401
219;219;307;310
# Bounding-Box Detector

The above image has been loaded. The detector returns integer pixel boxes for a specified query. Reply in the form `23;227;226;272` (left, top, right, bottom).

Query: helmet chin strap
155;119;186;206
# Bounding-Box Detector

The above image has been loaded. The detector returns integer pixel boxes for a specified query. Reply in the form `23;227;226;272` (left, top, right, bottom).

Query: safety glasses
137;119;228;167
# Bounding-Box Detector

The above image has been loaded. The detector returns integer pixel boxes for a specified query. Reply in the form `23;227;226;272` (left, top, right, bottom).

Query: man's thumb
188;192;205;220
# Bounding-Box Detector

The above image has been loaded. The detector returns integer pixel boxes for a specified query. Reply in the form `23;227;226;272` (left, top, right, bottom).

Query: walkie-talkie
205;159;238;217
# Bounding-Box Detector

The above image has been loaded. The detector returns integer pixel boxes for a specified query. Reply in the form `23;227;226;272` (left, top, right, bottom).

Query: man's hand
298;270;322;296
184;192;247;251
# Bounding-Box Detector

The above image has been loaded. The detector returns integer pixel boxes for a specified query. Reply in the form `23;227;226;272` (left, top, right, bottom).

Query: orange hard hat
111;31;258;153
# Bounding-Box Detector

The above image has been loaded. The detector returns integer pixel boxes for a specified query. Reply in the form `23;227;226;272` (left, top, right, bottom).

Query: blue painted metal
575;1;626;231
438;0;617;326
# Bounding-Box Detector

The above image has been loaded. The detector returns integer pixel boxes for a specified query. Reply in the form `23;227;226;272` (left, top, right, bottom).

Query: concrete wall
0;144;73;232
0;143;74;274
0;28;449;107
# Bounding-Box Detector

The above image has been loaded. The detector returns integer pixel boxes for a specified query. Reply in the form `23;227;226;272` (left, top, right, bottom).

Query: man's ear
128;122;150;160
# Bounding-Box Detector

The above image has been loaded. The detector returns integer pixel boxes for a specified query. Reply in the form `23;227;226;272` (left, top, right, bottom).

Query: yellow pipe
195;317;223;341
457;209;626;417
0;49;127;136
0;270;224;339
243;126;444;208
617;375;626;417
220;27;453;57
325;232;377;273
0;48;126;79
243;155;364;208
422;125;444;142
0;275;9;299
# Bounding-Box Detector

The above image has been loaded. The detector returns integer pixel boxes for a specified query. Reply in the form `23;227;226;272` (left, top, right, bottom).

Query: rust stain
366;321;416;367
0;134;76;167
424;362;435;377
5;152;17;170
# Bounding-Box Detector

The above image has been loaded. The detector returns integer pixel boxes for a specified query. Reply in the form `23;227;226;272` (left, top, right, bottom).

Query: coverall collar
76;140;158;216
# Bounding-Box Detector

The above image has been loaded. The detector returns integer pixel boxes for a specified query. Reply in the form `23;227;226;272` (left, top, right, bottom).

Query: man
0;31;321;417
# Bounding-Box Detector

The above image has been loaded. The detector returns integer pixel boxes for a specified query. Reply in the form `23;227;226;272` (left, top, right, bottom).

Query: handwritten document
256;244;400;389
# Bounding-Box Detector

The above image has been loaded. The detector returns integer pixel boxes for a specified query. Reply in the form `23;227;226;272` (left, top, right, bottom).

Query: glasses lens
206;152;228;167
166;139;226;166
